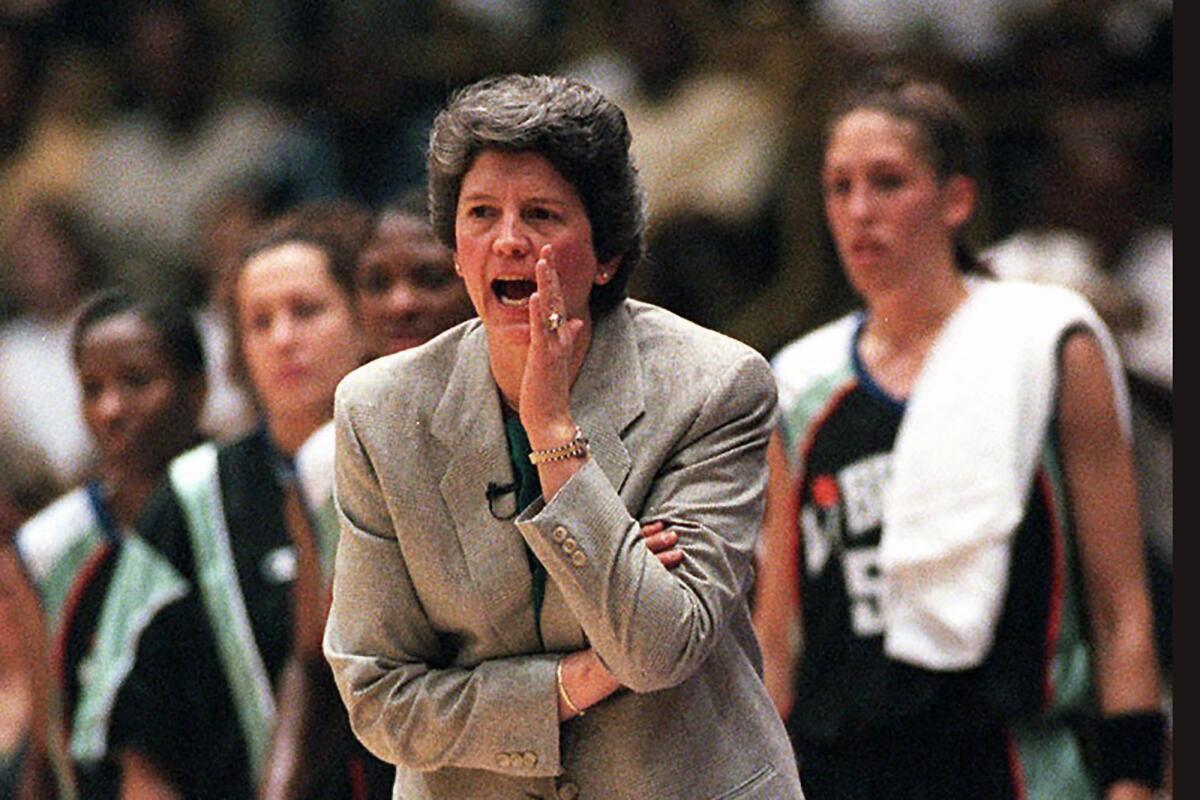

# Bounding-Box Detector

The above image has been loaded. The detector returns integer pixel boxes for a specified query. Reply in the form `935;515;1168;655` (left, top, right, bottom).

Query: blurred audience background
0;0;1172;719
0;0;1171;342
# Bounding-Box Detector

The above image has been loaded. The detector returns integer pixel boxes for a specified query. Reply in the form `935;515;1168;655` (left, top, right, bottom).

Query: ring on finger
546;311;564;332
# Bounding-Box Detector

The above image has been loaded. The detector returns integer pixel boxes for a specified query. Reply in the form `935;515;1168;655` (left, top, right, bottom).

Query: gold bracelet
555;658;585;717
529;427;590;465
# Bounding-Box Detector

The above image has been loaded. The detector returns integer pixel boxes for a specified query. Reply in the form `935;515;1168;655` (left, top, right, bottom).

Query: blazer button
557;781;580;800
521;751;538;769
562;537;578;554
552;526;569;543
496;752;512;769
570;551;587;568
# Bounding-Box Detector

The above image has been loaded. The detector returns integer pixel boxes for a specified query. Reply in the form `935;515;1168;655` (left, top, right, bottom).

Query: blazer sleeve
323;383;562;777
515;350;778;693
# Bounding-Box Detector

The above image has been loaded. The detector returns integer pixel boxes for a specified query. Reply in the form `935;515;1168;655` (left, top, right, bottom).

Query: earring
453;261;462;275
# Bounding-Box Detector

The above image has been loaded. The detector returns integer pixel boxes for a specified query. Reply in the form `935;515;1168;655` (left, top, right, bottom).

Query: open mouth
492;278;536;307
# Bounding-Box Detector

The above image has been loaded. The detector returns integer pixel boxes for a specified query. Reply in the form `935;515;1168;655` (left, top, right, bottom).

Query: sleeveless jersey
16;483;189;799
126;427;393;798
773;312;1098;798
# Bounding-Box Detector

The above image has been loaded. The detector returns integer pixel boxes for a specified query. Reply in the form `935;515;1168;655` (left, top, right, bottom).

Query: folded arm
516;354;777;693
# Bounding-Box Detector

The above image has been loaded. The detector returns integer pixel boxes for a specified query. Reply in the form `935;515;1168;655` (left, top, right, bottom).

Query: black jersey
122;429;395;799
772;309;1100;799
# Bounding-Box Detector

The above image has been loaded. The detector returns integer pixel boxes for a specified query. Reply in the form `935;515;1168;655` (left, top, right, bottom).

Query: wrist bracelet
555;658;585;717
1095;710;1167;788
529;427;590;466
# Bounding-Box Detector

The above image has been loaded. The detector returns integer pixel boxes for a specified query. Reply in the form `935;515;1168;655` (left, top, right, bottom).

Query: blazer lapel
570;303;644;493
430;306;646;656
432;325;541;656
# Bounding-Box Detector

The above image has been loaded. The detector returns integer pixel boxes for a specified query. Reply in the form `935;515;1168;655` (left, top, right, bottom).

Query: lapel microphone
485;481;518;520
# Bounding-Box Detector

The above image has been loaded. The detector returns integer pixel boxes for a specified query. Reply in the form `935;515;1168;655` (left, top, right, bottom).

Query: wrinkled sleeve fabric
516;352;777;693
323;384;561;777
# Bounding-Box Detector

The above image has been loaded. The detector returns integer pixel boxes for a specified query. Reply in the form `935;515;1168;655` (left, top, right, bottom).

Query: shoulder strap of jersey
168;442;275;776
68;538;189;765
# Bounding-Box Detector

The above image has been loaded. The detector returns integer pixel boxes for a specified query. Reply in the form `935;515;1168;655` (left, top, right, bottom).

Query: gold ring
546;312;563;332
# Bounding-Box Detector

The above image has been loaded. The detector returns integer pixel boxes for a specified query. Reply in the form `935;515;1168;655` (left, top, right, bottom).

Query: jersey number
843;548;884;636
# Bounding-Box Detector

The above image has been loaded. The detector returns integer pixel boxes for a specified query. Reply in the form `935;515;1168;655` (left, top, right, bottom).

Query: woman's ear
594;256;621;286
941;175;977;230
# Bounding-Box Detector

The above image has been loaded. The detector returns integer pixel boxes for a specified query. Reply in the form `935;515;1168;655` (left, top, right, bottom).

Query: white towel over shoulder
881;279;1127;670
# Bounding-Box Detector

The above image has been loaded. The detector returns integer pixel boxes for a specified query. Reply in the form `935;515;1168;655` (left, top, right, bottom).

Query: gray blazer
325;300;804;800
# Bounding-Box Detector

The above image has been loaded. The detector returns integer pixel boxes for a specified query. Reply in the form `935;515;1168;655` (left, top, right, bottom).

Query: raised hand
519;244;585;449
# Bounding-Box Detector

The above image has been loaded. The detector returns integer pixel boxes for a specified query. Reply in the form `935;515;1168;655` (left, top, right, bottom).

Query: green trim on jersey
69;538;188;764
20;490;106;800
1037;440;1093;718
37;522;105;632
1011;718;1097;799
779;368;856;459
168;442;276;777
772;312;860;464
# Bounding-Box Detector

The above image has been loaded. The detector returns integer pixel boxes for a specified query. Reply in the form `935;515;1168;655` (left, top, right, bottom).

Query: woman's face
822;109;969;297
237;242;363;427
453;150;615;347
77;313;201;470
355;215;474;356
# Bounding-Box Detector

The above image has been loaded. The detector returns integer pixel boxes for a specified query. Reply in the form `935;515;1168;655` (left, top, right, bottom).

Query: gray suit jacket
325;300;804;799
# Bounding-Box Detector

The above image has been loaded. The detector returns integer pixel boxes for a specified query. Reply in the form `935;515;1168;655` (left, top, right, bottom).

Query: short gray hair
427;74;646;314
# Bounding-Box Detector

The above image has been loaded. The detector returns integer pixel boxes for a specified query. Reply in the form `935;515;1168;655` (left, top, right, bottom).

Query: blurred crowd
0;0;1172;791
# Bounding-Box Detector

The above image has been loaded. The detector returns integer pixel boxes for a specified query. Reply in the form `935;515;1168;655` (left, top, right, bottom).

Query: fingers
528;246;557;341
531;245;568;336
529;245;585;364
641;521;676;550
641;520;683;570
643;529;678;553
655;549;684;570
640;520;665;537
535;244;563;314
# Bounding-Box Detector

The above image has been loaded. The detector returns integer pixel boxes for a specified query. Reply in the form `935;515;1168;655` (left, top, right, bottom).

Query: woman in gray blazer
324;73;805;800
